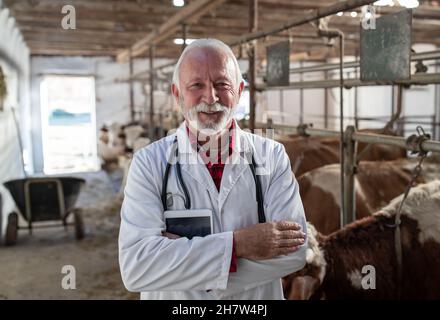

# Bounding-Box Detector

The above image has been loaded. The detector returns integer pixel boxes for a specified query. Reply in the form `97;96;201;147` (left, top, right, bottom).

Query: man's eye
216;83;229;87
191;83;202;88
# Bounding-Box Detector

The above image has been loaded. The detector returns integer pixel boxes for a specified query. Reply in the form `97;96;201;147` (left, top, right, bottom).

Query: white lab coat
118;120;307;300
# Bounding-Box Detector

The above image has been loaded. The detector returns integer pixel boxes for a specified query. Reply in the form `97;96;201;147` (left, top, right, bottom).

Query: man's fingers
279;230;306;240
162;231;181;239
276;221;301;231
278;238;305;248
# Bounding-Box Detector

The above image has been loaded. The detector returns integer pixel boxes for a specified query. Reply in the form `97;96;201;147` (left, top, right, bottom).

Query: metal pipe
318;27;346;227
289;50;440;74
181;23;187;53
279;90;284;124
260;73;440;90
343;126;356;225
339;33;346;228
353;131;440;153
299;61;304;124
354;54;359;129
248;0;258;132
149;46;155;140
129;50;135;122
434;65;440;140
258;122;440;153
229;0;377;47
324;70;329;129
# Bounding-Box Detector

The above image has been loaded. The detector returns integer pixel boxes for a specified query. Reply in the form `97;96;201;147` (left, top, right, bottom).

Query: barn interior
0;0;439;300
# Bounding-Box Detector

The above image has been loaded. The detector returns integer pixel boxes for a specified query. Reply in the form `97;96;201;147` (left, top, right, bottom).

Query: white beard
183;101;235;136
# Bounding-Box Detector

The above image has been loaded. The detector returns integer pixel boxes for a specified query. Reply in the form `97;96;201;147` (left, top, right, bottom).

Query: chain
394;125;429;298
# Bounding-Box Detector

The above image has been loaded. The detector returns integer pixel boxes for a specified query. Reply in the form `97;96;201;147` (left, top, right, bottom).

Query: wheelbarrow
3;177;86;246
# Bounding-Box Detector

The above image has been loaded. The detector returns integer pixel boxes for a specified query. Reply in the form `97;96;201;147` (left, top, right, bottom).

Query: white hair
172;38;243;91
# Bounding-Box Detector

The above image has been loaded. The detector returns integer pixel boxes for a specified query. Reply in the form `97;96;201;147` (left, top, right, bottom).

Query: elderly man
119;38;307;300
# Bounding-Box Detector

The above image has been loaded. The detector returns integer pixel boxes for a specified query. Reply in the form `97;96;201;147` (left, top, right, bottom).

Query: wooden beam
116;0;227;63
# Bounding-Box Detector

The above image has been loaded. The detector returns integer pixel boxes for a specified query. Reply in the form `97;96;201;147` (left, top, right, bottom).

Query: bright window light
173;0;185;7
398;0;419;8
351;11;358;17
173;38;196;45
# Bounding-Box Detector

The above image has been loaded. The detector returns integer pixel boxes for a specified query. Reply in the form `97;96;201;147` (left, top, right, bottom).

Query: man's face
172;47;244;134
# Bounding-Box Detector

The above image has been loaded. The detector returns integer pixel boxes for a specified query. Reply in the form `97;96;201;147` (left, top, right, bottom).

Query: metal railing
258;121;440;227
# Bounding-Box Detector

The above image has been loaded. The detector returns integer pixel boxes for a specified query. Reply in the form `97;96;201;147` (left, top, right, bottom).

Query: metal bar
299;61;304;124
338;33;346;228
352;131;440;153
17;222;75;230
260;73;440;90
343;126;356;226
354;54;359;129
181;23;187;53
318;28;346;227
129;50;135;122
324;70;329;129
257;122;440;153
149;46;155;140
434;65;440;140
229;0;377;47
289;50;440;75
248;0;258;132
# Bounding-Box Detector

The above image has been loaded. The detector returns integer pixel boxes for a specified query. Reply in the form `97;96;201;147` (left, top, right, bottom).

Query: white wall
0;5;31;242
31;56;173;173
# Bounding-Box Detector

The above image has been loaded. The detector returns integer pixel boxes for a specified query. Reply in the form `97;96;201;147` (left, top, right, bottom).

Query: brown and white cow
297;160;424;235
276;129;407;177
283;180;440;299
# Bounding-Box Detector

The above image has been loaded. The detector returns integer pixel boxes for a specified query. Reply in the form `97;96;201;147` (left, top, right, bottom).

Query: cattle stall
1;0;440;304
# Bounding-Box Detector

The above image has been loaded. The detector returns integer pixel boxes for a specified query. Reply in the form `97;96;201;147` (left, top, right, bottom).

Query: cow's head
283;223;327;300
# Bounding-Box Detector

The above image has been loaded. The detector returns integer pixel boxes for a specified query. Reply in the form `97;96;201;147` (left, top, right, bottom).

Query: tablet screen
165;216;212;239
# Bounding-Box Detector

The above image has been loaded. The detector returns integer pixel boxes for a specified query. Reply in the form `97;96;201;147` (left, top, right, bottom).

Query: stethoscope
161;136;266;223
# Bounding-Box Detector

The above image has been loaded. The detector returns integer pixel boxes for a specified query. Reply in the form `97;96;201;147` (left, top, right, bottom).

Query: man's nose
201;83;219;105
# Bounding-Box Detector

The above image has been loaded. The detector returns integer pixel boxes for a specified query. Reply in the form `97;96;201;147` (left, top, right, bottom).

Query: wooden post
248;0;258;132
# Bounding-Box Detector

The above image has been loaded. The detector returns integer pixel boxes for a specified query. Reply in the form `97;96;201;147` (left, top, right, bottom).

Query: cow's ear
287;275;321;300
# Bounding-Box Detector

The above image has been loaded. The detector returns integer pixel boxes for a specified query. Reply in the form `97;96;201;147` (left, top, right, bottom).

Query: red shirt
186;121;237;272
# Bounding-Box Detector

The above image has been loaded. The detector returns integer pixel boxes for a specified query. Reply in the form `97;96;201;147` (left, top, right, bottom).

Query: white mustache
194;103;229;114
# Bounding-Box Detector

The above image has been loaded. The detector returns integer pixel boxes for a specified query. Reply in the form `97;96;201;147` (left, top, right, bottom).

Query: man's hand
233;221;305;260
162;231;181;239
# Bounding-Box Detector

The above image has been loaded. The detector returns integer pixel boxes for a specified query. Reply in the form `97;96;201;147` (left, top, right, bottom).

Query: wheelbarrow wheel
5;212;18;246
73;209;85;240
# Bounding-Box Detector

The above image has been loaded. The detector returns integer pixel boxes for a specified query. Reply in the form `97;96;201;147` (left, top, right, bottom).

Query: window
40;75;99;174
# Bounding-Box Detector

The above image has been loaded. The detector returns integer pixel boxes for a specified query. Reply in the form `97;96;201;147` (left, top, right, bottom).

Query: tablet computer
164;209;213;239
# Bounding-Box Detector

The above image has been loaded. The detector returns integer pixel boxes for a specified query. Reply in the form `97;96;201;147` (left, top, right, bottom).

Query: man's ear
237;80;245;99
171;83;180;103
